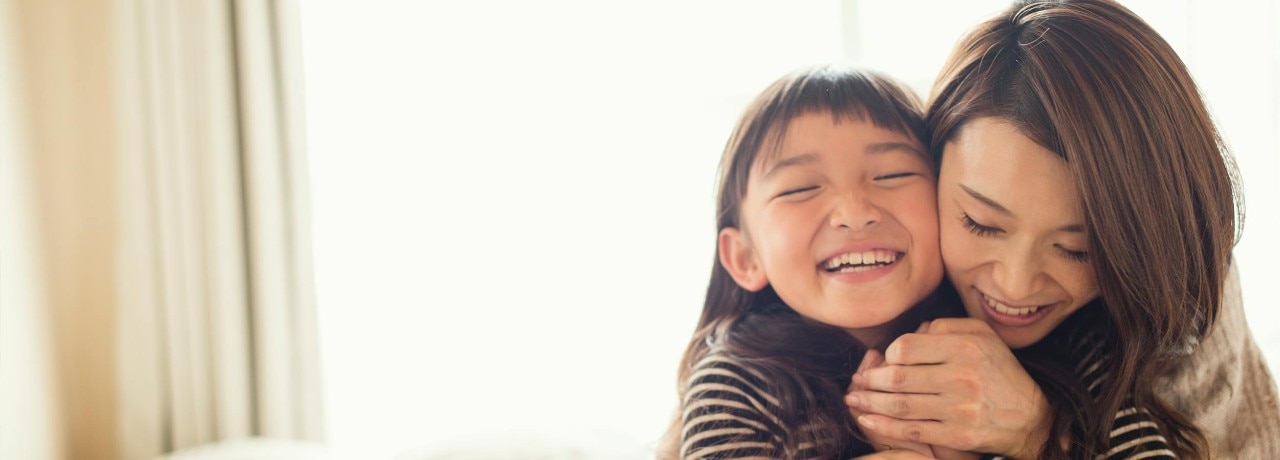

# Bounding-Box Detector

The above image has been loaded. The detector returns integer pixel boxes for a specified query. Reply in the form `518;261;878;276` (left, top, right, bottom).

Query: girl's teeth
984;294;1040;316
824;250;898;270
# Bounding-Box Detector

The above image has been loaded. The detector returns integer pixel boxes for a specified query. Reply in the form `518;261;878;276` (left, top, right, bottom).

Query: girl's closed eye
872;170;929;189
873;172;918;181
960;213;1002;237
776;185;820;199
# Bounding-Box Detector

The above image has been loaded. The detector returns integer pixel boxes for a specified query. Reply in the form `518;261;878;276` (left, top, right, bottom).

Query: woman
845;0;1280;458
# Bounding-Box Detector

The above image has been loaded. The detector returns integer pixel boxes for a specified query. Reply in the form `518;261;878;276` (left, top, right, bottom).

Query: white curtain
1;2;65;459
115;0;322;458
1;0;321;459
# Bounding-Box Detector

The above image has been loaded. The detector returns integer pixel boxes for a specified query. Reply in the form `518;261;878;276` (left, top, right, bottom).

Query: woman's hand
847;350;935;457
844;318;1052;459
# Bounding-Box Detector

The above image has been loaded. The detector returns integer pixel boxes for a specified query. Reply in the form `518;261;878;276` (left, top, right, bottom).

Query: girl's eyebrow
763;142;922;180
762;152;818;180
866;141;923;157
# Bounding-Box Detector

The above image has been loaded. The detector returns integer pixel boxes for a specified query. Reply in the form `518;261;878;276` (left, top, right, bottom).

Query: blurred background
2;1;1277;459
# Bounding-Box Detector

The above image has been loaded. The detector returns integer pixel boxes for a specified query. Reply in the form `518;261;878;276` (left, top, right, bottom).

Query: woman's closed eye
960;213;1003;237
1056;245;1089;263
962;212;1091;263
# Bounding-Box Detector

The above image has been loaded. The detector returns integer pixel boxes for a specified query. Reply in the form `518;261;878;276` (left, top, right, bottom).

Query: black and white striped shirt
681;336;1176;459
679;354;856;459
1069;331;1176;459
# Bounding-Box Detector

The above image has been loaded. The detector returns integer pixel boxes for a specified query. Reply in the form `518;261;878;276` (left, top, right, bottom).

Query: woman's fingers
850;349;887;392
886;329;1009;367
849;350;938;459
857;414;975;452
922;317;997;335
854;361;951;394
846;390;944;420
915;320;932;334
859;349;886;372
931;446;982;460
852;421;936;457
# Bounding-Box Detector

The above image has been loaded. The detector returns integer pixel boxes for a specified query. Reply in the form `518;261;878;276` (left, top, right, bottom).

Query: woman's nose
991;247;1045;302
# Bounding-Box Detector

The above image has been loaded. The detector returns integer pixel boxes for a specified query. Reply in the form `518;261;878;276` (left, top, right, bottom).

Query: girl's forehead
752;112;923;174
754;111;854;165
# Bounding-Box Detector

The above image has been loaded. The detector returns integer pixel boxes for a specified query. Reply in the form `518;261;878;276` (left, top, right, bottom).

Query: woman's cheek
939;218;971;266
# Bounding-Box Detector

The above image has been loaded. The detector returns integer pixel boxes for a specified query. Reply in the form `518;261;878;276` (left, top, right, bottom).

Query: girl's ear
719;227;768;292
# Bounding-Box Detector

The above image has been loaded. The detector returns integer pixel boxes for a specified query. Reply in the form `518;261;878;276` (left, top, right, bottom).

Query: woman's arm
849;318;1182;459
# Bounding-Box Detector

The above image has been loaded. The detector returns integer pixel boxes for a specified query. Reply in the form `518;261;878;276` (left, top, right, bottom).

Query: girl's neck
844;289;957;350
844;326;895;351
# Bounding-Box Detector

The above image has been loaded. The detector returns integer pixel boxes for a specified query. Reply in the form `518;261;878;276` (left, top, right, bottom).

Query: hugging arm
846;319;1052;458
847;318;1179;459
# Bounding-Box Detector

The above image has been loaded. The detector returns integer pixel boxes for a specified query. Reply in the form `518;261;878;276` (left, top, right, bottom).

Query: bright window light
301;1;846;457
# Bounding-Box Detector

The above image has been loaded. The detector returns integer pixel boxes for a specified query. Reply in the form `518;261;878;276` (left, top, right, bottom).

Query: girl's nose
830;193;881;230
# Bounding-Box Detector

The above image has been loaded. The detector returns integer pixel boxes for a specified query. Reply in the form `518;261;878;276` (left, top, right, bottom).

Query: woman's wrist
1005;386;1052;459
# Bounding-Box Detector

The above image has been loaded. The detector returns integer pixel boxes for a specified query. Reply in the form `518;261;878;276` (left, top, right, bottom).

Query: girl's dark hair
927;1;1242;457
658;66;940;459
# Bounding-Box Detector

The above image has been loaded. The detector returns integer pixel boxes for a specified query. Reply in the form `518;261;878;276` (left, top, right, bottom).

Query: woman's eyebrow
960;184;1015;217
1057;223;1085;233
960;184;1086;232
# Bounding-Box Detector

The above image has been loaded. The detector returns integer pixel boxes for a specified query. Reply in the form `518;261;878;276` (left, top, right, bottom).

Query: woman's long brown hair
928;1;1243;457
657;66;942;459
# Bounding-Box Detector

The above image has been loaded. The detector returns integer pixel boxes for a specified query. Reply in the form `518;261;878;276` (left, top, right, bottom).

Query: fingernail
858;415;875;429
852;373;863;386
846;394;861;407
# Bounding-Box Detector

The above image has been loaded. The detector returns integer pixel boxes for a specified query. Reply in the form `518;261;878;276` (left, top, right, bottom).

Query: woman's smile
974;288;1056;328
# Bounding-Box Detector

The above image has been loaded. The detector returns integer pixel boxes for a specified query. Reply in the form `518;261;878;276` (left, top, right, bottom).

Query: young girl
660;66;954;459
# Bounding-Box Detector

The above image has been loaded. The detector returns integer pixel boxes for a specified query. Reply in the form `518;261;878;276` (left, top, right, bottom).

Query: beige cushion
1155;262;1280;458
